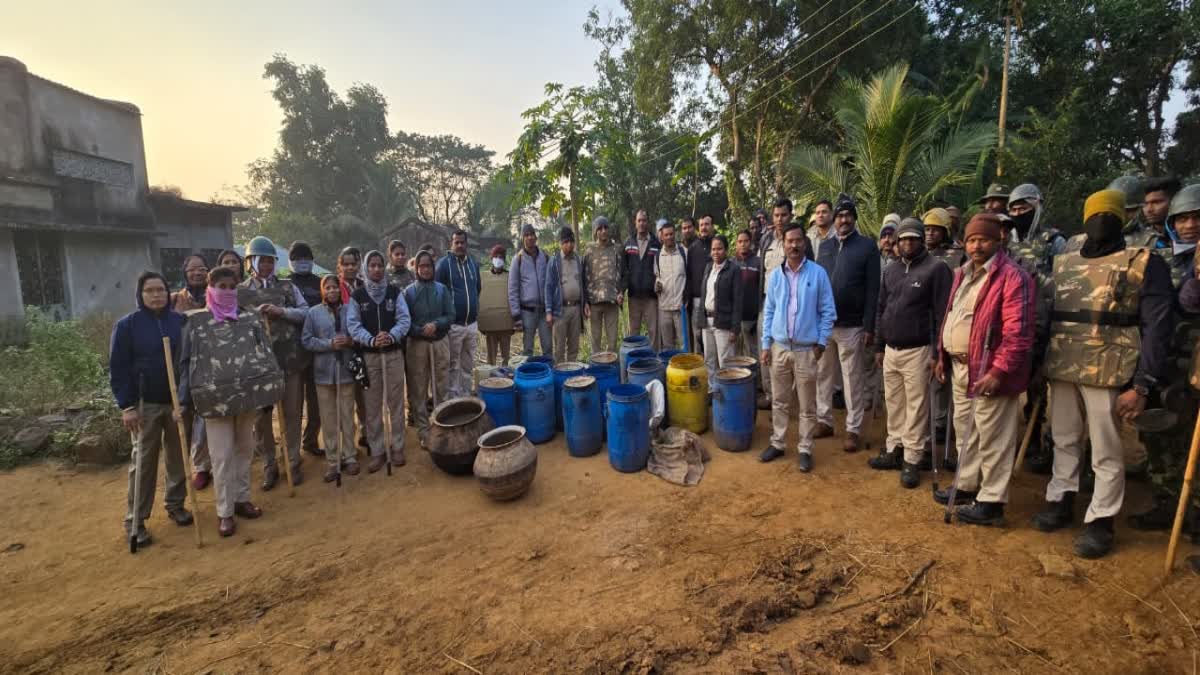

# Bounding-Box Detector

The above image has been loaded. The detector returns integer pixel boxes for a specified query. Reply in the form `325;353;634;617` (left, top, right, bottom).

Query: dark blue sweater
817;230;881;332
109;306;186;409
435;253;481;325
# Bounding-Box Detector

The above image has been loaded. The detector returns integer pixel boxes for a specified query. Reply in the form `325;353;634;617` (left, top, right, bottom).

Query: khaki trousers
256;369;304;470
702;324;737;390
738;320;760;360
553;305;582;364
949;361;1021;503
316;383;357;468
207;411;256;519
628;296;658;350
184;407;210;473
1046;380;1126;522
484;331;513;366
589;302;620;354
657;308;684;351
124;402;187;531
406;338;450;446
883;345;933;463
363;350;406;458
817;326;866;433
769;344;819;455
447;323;478;399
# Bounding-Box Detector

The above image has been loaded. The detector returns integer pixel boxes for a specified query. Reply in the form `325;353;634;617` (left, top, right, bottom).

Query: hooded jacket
435;252;481;325
109;274;187;409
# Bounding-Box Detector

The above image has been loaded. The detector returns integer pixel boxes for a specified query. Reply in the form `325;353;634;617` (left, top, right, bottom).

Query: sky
2;0;621;201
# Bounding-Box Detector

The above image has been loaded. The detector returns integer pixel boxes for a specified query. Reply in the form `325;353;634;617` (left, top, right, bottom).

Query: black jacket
623;233;661;298
734;253;761;321
818;230;881;332
698;260;744;332
685;236;712;302
874;249;953;352
289;272;323;308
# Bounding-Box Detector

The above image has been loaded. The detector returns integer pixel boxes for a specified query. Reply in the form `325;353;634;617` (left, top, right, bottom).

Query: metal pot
427;397;494;475
474;425;537;501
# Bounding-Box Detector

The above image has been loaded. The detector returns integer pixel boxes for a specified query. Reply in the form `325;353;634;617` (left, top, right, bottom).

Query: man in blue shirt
760;222;837;472
435;230;482;398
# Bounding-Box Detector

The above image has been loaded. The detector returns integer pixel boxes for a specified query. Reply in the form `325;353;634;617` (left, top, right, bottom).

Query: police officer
240;235;311;489
979;183;1010;215
924;208;966;269
1130;183;1200;535
1031;189;1175;559
1108;175;1146;239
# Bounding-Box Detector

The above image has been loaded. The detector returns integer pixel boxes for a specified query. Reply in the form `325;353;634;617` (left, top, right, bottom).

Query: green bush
0;307;107;415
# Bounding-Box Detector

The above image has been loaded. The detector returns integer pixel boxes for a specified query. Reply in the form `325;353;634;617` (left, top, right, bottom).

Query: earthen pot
473;425;538;501
428;397;494;475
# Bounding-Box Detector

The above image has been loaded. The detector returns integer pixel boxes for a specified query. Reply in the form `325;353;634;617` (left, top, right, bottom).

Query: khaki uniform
207;411;257;519
406;338;450;447
362;349;407;461
883;345;932;464
316;383;356;468
553;255;584;364
124;402;187;533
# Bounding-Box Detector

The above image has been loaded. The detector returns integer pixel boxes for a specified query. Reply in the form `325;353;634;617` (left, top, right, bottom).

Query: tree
788;63;996;235
392;132;495;226
247;55;396;223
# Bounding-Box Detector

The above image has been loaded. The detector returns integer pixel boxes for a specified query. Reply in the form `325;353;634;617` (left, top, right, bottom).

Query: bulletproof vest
930;246;966;269
585;242;622;304
1010;228;1061;278
478;268;514;333
237;280;312;372
352;285;401;348
290;273;322;308
1044;247;1149;387
185;310;285;418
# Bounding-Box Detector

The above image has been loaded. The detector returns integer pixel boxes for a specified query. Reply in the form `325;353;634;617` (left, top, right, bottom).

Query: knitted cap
964;213;1003;241
1083;189;1128;226
897;218;924;240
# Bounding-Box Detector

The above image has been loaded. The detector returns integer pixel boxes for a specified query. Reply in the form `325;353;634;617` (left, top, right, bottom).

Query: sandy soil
2;409;1198;674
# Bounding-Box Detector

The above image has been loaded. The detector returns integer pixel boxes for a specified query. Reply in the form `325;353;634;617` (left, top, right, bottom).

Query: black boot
934;486;976;505
917;450;932;471
956;500;1005;526
1031;493;1075;532
1128;493;1176;531
1074;517;1115;559
900;462;920;489
868;447;903;470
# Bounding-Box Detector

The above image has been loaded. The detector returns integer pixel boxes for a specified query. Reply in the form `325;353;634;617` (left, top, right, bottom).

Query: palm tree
788;63;996;235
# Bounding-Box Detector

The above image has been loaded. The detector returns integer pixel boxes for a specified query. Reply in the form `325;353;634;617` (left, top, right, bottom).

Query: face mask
1084;214;1121;243
291;260;313;275
1011;210;1036;237
492;257;505;269
206;287;239;322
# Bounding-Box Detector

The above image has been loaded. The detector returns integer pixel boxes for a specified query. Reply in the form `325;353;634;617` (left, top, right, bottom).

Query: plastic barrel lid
565;375;596;388
480;377;514;389
554;361;587;373
716;367;752;380
591;351;619;364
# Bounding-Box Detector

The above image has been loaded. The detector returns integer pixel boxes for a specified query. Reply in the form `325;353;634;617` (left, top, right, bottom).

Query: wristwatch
1131;383;1150;397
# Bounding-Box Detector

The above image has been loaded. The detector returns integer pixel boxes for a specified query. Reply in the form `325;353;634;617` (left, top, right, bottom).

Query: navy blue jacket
109;299;186;410
435;253;481;325
817;230;881;332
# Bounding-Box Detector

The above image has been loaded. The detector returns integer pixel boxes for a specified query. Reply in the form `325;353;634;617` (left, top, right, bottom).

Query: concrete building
382;216;512;260
0;56;238;341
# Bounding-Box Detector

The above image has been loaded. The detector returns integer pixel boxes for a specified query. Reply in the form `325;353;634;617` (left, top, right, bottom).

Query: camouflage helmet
1167;183;1200;227
1007;183;1043;207
978;183;1010;204
1107;175;1145;209
922;208;952;233
246;235;277;259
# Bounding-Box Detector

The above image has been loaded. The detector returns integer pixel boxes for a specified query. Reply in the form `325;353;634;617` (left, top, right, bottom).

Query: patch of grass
0;308;108;415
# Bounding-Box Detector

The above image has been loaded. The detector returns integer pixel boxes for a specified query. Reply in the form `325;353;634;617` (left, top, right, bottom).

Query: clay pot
427;397;494;475
473;425;538;501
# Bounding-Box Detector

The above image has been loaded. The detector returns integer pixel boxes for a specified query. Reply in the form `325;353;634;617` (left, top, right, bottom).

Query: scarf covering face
291;260;314;275
207;287;239;322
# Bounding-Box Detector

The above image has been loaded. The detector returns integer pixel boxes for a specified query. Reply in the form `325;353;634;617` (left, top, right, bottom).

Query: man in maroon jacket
932;213;1035;525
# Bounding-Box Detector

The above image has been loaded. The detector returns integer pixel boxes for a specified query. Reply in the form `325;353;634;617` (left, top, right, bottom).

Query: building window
14;230;67;311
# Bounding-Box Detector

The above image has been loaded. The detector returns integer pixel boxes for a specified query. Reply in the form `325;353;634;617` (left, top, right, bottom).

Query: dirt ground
2;408;1199;675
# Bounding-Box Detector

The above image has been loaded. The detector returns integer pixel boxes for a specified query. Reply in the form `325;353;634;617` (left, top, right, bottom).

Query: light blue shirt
761;256;836;350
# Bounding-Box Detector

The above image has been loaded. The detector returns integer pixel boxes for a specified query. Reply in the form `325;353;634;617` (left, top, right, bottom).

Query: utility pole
996;13;1013;177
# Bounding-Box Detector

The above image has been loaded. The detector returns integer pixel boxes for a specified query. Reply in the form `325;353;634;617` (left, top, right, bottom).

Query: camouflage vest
1045;247;1149;387
930;246;966;269
1010;228;1062;278
238;280;312;372
585;241;622;304
185;310;285;418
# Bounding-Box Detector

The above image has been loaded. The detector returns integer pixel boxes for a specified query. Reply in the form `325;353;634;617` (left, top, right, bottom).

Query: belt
563;300;580;307
949;353;969;364
1051;309;1138;328
520;304;541;312
774;340;815;352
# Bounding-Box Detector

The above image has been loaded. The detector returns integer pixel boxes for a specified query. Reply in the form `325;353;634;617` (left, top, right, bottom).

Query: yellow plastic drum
666;354;709;433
